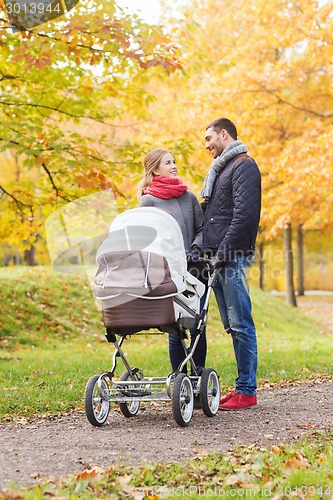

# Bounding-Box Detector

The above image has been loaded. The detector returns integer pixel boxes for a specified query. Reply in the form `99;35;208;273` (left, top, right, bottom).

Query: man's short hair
206;118;238;140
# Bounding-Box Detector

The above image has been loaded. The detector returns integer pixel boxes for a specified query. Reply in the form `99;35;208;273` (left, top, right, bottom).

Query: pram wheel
118;369;142;417
84;375;110;426
172;373;194;427
199;368;220;417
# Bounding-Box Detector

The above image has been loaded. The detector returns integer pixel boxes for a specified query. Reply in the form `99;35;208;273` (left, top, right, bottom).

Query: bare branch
0;183;33;215
41;163;71;202
266;90;333;118
0;100;149;129
0;99;108;123
0;72;20;82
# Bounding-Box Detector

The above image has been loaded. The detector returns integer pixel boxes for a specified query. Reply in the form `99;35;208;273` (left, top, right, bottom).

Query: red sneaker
219;389;237;406
219;392;257;410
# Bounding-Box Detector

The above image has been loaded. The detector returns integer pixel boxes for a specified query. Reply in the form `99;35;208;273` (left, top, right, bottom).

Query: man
201;118;261;410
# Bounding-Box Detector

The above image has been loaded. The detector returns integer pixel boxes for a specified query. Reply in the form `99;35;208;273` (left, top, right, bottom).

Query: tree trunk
297;224;305;296
24;246;37;266
15;251;21;265
3;244;11;266
284;223;297;306
257;242;264;290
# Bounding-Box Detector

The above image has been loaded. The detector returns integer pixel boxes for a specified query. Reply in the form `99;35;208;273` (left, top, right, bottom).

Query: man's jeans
213;256;257;396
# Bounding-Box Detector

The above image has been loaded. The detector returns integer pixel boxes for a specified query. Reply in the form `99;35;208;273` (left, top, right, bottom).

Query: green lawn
0;266;332;498
0;266;332;420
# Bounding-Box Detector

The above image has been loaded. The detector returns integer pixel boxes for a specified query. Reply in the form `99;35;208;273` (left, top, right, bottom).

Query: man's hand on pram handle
186;245;201;262
190;253;225;275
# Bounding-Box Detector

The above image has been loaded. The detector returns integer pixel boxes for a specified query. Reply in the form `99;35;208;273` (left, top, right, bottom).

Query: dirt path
0;296;332;489
0;380;332;488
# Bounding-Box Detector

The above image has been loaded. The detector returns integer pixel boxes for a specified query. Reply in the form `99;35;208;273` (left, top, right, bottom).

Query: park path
0;380;332;488
0;294;332;489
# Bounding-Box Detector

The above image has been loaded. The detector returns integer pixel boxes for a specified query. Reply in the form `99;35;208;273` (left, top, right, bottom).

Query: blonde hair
137;148;173;198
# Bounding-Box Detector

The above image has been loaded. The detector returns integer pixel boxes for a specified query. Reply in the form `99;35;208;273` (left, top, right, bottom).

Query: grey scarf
200;140;248;199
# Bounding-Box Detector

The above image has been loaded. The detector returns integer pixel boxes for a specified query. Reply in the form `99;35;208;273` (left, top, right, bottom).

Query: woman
138;148;207;373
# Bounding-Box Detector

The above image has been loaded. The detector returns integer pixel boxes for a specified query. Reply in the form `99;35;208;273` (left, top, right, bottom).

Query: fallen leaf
118;474;131;486
30;472;42;479
77;466;104;481
283;456;309;469
118;476;145;500
317;453;327;465
225;474;243;486
0;488;24;499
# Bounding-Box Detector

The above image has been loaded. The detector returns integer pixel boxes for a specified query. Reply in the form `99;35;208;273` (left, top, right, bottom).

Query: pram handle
195;256;220;287
187;256;218;287
197;257;211;263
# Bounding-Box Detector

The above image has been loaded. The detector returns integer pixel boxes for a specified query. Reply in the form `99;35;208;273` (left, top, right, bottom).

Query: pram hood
94;207;206;331
95;207;188;298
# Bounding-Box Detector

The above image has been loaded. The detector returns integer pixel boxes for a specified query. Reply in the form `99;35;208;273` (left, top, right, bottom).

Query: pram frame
84;269;221;427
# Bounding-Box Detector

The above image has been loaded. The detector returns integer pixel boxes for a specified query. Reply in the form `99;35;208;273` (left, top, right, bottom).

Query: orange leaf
77;466;104;481
283;457;307;469
192;448;203;454
317;453;327;465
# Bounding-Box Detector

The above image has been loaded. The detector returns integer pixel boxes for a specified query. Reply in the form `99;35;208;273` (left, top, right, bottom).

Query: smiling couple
137;118;261;411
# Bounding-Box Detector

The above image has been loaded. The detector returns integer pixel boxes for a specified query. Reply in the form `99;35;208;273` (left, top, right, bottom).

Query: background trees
130;0;333;302
1;0;332;300
0;0;181;253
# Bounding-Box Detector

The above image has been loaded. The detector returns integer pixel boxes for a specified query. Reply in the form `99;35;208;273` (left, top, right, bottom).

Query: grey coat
139;191;203;253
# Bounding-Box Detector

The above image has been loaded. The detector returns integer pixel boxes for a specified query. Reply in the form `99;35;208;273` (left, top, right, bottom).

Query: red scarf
143;176;188;199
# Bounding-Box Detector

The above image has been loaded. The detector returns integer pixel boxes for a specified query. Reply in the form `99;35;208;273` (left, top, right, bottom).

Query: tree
2;0;333;281
129;0;333;291
0;0;182;256
284;223;297;306
297;224;305;296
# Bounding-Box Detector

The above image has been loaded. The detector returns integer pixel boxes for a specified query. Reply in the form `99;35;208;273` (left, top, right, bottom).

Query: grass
0;266;101;350
0;266;332;420
2;432;332;499
0;266;332;497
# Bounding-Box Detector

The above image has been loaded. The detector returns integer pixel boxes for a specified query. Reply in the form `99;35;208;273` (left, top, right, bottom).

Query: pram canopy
95;207;188;298
93;207;205;331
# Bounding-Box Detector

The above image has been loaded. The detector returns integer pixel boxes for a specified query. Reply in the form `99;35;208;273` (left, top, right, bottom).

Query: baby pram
84;207;220;427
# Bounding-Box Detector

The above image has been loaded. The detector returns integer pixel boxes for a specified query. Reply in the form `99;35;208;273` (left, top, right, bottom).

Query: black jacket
202;153;261;260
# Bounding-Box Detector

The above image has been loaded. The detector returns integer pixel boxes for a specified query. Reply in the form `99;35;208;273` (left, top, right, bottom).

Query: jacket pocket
207;215;233;225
